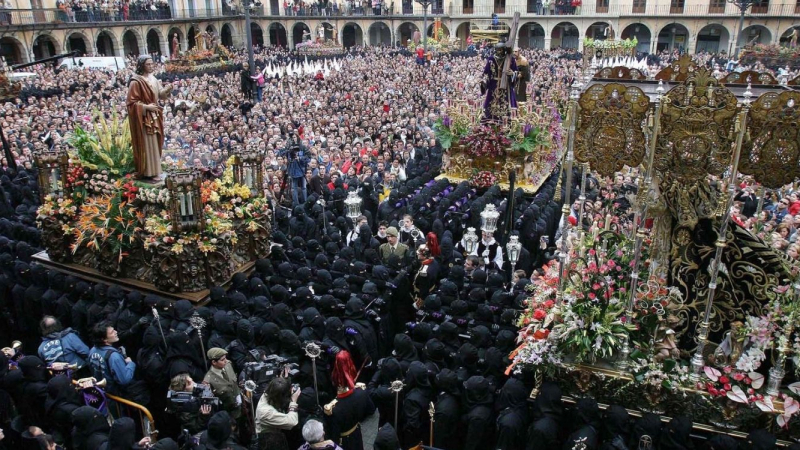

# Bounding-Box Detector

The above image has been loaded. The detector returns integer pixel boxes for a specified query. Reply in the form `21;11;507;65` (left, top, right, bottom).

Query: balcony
0;7;239;28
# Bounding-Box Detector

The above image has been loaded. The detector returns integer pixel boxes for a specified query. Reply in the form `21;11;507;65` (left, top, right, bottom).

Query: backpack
104;349;151;406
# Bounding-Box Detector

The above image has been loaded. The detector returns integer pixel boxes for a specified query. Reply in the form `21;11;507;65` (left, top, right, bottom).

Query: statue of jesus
126;56;172;180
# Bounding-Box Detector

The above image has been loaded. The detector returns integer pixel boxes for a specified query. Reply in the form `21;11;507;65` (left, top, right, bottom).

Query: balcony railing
0;7;238;26
0;0;797;25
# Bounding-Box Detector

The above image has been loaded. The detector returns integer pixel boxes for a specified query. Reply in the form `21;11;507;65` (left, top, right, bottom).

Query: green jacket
204;363;242;419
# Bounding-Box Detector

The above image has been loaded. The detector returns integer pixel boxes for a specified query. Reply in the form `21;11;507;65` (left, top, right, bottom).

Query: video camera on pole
238;354;300;401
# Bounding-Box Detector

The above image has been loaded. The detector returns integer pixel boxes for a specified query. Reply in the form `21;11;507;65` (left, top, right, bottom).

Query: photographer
281;136;310;206
168;373;213;438
255;376;300;450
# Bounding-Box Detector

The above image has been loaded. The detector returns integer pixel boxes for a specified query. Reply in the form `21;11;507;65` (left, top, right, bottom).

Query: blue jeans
256;86;263;102
291;177;307;205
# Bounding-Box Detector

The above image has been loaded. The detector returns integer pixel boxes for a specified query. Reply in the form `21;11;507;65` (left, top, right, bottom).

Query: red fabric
568;216;577;226
790;201;800;216
383;104;390;113
426;232;440;257
416;48;424;58
331;350;357;390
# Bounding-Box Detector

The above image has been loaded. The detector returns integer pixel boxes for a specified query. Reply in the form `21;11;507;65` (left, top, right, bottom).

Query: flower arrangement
468;170;498;189
741;44;800;59
143;205;236;255
136;186;171;205
64;164;87;203
67;110;133;176
583;37;638;50
459;123;512;159
71;183;142;262
36;195;79;230
86;171;116;196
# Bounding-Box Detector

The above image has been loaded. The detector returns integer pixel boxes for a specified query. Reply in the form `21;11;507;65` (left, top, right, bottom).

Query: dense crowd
0;45;797;450
54;0;172;23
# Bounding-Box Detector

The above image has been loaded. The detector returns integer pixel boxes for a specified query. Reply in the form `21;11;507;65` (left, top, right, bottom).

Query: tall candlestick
605;214;612;231
186;192;194;216
179;193;187;217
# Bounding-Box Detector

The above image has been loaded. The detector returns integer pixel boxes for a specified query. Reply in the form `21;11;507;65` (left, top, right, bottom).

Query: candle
179;193;186;217
187;192;194;216
605;214;612;231
592;226;599;243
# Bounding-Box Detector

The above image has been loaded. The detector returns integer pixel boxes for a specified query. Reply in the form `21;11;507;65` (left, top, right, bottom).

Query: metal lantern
463;227;479;254
34;147;69;202
232;147;265;197
344;191;363;225
540;235;549;250
166;169;205;233
506;235;522;270
480;204;500;233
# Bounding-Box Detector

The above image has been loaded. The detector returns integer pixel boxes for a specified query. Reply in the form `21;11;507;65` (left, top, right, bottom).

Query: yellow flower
171;243;184;254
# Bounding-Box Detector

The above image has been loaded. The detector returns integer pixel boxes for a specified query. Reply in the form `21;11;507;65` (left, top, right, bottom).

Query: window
632;0;646;13
494;0;506;14
463;0;474;13
596;0;609;13
670;0;684;13
709;0;724;13
751;0;768;14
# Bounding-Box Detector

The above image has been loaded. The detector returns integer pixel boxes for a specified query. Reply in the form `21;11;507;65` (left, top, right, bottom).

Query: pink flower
588;292;596;300
543;300;555;309
723;383;732;391
592;283;601;290
733;373;745;381
723;366;732;374
719;376;730;384
533;309;547;320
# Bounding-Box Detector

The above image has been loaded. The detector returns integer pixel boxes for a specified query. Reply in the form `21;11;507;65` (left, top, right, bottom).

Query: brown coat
126;74;165;176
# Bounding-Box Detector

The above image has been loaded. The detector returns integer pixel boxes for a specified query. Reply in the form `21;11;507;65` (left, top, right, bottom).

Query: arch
397;22;419;47
342;22;363;48
586;21;611;40
205;24;217;35
269;22;288;48
33;33;60;59
368;22;391;46
779;26;800;46
696;24;730;54
620;23;652;53
551;22;579;49
455;21;471;48
65;31;90;56
122;29;142;57
656;23;690;52
96;29;118;57
251;22;264;47
519;22;545;49
426;22;450;39
292;22;310;46
738;25;771;48
187;25;197;49
146;28;163;55
0;37;26;65
221;23;234;47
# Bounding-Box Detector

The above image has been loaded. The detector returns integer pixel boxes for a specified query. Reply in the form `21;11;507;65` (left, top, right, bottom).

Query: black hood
393;334;417;361
405;360;431;388
374;423;401;450
105;417;137;450
379;357;403;383
345;298;365;319
206;411;233;446
497;377;527;410
236;318;255;347
463;375;493;406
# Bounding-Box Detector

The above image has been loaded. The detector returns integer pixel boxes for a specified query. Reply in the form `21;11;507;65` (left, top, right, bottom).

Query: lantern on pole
506;235;522;272
344;191;363;225
463;227;479;254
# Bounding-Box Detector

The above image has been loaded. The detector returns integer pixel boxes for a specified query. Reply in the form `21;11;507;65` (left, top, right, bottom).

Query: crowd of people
52;0;172;22
0;43;798;450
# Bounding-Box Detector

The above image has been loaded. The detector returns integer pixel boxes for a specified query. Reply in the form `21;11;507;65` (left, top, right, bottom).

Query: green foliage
67;111;134;176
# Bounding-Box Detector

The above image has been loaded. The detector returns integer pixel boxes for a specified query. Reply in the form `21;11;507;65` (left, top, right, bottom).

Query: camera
238;355;300;401
167;384;219;413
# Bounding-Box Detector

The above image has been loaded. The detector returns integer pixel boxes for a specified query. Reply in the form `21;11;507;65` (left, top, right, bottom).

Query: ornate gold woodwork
231;149;265;197
165;169;205;233
574;83;649;177
34;148;70;202
654;68;739;185
738;91;800;189
593;66;646;81
789;74;800;86
654;54;699;82
721;70;778;86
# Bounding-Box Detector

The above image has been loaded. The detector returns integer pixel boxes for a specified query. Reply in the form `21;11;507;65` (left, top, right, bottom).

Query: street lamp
728;0;760;58
239;0;260;77
415;0;434;53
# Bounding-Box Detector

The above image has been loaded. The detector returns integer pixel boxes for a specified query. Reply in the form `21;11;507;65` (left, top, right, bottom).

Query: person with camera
168;373;214;439
255;374;300;450
203;348;242;422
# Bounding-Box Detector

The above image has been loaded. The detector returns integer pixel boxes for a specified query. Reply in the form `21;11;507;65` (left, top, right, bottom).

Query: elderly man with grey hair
298;420;343;450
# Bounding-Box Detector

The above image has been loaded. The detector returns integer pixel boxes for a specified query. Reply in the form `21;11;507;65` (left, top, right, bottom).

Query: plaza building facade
1;0;799;64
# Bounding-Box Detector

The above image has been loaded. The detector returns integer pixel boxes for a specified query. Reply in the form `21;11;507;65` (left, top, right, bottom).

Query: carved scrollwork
574;83;650;177
40;218;73;263
151;243;181;292
654;54;699;82
739;91;800;189
204;243;234;287
721;70;778;86
96;242;123;278
593;66;646;81
654;69;739;185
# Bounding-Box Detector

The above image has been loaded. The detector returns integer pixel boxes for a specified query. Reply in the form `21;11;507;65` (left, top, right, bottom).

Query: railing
0;7;239;26
0;0;797;25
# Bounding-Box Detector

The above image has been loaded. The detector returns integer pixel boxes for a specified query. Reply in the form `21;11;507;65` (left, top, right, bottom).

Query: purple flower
523;123;532;136
442;116;452;128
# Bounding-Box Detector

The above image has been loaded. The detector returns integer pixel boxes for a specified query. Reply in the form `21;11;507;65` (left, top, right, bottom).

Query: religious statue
318;25;325;41
480;42;517;121
514;48;530;104
604;24;615;40
791;28;799;48
171;33;179;59
126;55;172;180
303;29;311;42
195;29;207;51
654;314;683;362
